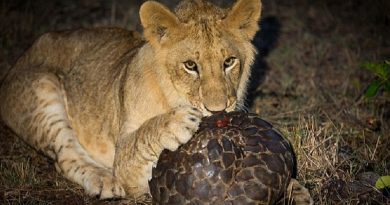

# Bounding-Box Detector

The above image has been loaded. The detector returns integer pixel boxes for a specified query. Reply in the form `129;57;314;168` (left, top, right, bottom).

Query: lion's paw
83;168;126;199
288;179;313;205
160;106;202;151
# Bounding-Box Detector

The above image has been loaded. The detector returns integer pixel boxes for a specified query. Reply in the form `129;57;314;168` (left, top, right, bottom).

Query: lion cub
0;0;263;200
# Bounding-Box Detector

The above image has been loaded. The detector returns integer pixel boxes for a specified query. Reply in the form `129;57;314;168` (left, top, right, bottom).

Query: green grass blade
375;176;390;189
364;80;382;98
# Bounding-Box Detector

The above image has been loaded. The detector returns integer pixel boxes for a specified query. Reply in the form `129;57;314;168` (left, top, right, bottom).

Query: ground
0;0;389;204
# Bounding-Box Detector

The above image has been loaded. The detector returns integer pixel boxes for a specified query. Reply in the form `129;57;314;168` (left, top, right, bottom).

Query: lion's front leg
114;106;202;197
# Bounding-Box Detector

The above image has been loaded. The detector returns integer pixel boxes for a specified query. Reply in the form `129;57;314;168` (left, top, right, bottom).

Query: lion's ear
140;1;180;45
225;0;262;40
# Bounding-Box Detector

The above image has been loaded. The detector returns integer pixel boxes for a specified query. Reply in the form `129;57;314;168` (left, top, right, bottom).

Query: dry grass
0;0;389;204
252;0;390;204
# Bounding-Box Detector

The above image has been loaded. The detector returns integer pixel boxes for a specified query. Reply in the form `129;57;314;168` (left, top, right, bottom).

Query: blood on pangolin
216;117;230;128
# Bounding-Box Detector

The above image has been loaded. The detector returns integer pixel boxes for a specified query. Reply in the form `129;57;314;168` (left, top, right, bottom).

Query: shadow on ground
246;16;281;108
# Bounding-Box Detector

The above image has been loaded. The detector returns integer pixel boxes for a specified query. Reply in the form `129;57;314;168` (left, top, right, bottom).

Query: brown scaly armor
149;111;296;204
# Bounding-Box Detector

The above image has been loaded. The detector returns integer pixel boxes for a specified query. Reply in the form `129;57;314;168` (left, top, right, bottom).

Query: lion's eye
184;60;198;73
223;57;237;72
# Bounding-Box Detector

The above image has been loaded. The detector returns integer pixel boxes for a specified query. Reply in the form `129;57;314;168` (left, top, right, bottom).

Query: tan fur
287;179;314;205
0;0;262;199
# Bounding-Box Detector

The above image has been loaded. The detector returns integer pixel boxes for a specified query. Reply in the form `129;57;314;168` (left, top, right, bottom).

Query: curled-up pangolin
149;112;312;205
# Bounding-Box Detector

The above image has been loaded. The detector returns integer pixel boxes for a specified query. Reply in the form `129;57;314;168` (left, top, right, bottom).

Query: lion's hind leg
0;72;125;199
285;179;313;205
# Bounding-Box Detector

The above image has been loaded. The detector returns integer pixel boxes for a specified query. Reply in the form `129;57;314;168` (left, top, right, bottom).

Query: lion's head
140;0;262;115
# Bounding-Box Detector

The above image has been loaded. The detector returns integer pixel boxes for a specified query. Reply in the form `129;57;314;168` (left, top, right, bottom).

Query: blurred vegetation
362;60;390;98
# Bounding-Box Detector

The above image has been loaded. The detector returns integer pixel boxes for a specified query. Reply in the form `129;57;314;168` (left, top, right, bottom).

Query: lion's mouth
198;102;237;117
199;104;213;116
